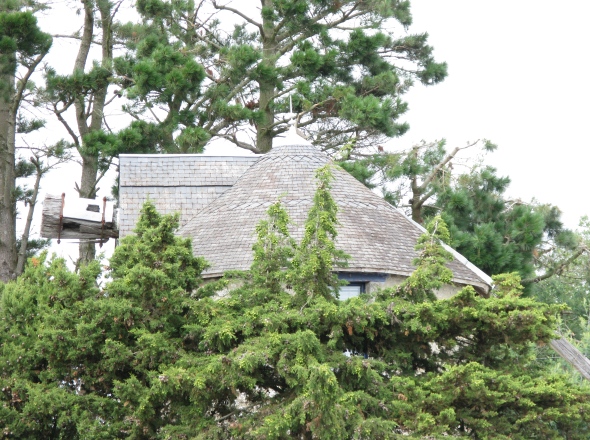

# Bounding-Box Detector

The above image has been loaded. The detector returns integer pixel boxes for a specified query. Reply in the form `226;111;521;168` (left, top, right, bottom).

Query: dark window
338;282;366;300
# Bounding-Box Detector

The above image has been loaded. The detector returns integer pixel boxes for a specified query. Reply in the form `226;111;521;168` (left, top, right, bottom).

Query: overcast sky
27;0;590;261
392;0;590;228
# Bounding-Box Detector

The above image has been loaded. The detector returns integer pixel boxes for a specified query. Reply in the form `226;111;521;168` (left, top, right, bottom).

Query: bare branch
103;115;113;134
52;34;102;45
147;105;163;124
52;103;80;148
103;92;118;108
212;0;263;32
15;156;42;275
418;140;480;192
12;52;47;115
218;133;260;154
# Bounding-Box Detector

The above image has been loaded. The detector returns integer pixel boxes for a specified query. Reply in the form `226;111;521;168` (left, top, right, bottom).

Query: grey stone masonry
118;154;258;237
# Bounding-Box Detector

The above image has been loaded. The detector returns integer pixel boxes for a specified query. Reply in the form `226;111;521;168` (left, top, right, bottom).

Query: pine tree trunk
257;0;277;153
410;179;424;224
72;0;112;266
15;159;42;275
0;69;17;282
77;153;99;262
72;0;96;265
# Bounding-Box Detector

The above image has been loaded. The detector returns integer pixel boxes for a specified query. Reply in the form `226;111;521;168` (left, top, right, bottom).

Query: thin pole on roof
289;95;300;129
284;94;309;141
289;94;306;137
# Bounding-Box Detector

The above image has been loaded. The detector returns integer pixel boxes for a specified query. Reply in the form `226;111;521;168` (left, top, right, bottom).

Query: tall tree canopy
114;0;446;154
437;166;582;282
0;0;51;282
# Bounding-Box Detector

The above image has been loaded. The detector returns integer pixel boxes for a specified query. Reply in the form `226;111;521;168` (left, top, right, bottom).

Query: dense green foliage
438;166;585;284
1;190;589;438
0;203;208;438
0;2;51;73
114;0;446;153
0;0;52;281
438;166;546;279
290;165;349;301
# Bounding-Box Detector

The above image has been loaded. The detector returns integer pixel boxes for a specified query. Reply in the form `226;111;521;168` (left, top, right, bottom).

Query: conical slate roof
178;133;491;291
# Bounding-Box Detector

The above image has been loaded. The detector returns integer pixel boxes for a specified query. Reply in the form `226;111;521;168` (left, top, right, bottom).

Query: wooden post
550;338;590;381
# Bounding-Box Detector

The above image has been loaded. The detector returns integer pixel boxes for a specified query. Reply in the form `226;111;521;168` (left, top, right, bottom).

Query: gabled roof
118;154;258;237
177;134;492;291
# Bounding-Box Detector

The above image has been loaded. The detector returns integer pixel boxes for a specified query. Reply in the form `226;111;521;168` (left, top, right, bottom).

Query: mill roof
118;154;258;237
177;133;491;291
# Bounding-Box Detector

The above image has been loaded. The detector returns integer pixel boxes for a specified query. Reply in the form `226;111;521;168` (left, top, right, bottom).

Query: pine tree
344;138;581;282
42;0;177;265
290;164;349;302
0;202;207;438
395;215;453;303
0;1;51;282
114;0;446;154
532;217;590;339
250;200;295;295
184;216;590;438
42;0;117;264
436;165;583;282
14;141;71;276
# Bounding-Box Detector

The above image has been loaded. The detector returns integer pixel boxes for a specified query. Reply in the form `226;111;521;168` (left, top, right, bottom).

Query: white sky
393;0;590;227
20;0;590;263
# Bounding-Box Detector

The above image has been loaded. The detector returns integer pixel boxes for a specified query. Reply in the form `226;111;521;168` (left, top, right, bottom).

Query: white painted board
62;195;115;224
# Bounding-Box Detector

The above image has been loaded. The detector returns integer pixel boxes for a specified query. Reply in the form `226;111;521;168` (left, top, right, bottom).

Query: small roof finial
274;95;312;147
273;95;312;147
287;94;299;129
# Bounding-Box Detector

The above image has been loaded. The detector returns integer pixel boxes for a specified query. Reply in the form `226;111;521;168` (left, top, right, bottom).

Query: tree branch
12;52;47;115
52;103;80;147
52;34;102;45
218;133;260;154
523;246;589;284
418;140;480;192
276;8;364;54
212;1;263;32
416;186;438;208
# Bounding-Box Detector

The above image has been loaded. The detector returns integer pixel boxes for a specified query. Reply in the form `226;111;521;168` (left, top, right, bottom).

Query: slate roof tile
118;155;258;236
174;142;491;291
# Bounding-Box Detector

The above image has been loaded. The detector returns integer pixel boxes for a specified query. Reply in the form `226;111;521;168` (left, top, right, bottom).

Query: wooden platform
40;194;118;240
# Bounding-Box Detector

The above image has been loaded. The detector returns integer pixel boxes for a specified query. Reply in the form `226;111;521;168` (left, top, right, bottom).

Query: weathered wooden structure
41;193;118;243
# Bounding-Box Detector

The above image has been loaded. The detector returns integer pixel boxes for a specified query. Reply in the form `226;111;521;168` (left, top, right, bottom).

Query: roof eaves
339;266;488;290
393;208;493;290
